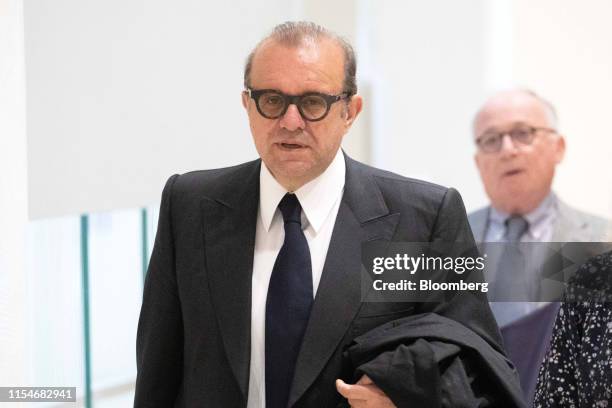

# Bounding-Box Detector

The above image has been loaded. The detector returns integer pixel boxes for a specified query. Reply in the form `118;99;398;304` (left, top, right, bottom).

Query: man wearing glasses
468;89;610;401
135;22;513;407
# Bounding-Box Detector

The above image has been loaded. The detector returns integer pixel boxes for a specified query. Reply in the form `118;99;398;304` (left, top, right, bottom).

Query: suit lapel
288;156;400;407
201;161;260;401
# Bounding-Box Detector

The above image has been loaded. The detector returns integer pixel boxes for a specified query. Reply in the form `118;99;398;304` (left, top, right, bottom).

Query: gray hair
243;21;357;97
522;89;559;129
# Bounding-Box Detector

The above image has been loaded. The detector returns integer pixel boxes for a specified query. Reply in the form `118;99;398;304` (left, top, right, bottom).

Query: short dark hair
243;21;357;97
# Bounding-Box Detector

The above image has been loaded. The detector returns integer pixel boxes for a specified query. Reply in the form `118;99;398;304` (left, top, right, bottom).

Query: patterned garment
533;251;612;407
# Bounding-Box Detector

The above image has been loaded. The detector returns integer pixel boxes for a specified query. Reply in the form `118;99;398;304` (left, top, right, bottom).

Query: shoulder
161;159;260;202
467;206;489;224
466;207;489;242
345;156;453;207
555;198;612;241
344;157;472;241
558;199;608;226
172;159;260;193
566;251;612;300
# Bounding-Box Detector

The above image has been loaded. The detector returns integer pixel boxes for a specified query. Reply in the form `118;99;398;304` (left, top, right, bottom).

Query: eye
510;127;531;141
263;94;283;106
480;133;499;147
301;95;326;109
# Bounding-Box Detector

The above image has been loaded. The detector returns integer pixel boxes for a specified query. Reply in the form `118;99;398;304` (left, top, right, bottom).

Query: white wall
513;0;612;218
0;0;28;391
23;0;301;219
365;0;490;211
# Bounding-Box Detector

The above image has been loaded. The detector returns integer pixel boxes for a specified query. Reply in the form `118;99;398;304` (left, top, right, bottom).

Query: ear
344;95;363;128
554;134;566;164
241;91;249;110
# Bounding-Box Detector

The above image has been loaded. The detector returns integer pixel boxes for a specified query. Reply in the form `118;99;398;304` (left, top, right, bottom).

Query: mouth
277;142;306;150
503;169;525;177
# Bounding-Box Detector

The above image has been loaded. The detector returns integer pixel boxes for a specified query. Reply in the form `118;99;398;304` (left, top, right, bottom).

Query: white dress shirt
247;150;346;408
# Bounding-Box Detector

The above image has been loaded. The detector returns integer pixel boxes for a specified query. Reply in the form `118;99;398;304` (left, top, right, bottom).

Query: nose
279;104;306;132
499;133;518;157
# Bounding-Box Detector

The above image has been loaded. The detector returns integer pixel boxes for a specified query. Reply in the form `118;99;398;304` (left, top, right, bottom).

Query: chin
275;161;312;176
494;178;529;199
270;165;313;187
492;191;537;215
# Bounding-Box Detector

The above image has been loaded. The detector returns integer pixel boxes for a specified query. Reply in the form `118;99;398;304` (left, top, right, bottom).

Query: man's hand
336;375;397;407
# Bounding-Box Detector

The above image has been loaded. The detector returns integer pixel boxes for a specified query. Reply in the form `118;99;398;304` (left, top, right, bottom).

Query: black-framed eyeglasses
475;125;557;153
245;88;350;122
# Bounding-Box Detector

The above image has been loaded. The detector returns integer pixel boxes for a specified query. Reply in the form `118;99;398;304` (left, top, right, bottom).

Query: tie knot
278;193;302;225
504;215;529;242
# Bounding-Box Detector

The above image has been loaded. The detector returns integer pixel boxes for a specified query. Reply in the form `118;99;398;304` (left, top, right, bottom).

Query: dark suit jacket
135;155;506;407
347;313;525;407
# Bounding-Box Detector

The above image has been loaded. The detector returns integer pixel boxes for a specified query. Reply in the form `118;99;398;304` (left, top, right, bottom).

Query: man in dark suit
135;21;507;407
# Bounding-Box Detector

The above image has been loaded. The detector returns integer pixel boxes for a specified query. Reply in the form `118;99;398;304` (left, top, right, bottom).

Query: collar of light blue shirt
488;192;558;241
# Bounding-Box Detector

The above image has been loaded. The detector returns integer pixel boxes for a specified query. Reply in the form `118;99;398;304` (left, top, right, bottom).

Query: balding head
473;89;566;215
473;89;558;137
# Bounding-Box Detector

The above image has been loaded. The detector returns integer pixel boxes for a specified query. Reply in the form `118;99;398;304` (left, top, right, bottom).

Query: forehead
249;38;345;94
474;92;552;137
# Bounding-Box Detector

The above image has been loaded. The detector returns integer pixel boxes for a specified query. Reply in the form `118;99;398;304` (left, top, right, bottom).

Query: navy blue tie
265;193;313;408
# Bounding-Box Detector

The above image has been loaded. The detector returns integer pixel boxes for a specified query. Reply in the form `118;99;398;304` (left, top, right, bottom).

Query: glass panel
25;215;85;402
88;209;141;404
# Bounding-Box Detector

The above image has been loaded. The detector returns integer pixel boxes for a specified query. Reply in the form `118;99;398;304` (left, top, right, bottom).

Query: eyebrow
481;121;531;134
250;88;343;96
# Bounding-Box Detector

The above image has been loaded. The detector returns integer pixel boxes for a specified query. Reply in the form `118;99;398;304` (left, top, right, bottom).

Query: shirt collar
489;192;558;240
259;150;346;233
